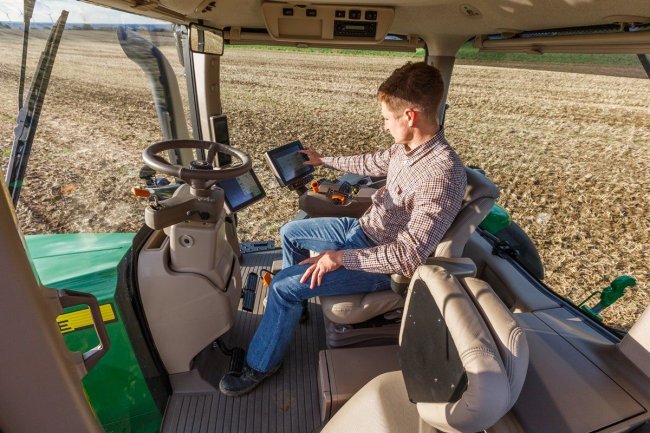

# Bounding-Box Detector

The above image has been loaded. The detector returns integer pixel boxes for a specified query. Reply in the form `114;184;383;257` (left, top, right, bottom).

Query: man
219;61;467;396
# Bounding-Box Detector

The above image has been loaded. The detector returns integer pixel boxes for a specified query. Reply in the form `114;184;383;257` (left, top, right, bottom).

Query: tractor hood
25;233;135;301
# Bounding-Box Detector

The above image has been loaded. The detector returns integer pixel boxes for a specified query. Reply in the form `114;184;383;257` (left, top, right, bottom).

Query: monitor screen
264;140;314;187
210;114;232;167
216;169;266;212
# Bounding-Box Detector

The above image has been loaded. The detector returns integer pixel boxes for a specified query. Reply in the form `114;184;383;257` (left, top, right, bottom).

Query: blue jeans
245;217;391;372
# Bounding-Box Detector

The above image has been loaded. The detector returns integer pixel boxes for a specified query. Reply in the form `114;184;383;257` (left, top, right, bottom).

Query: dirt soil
0;29;648;329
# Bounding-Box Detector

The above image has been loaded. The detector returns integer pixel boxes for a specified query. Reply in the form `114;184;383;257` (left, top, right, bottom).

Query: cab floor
162;248;327;433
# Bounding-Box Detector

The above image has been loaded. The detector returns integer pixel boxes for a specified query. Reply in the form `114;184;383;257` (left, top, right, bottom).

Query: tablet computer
216;169;266;212
264;140;314;187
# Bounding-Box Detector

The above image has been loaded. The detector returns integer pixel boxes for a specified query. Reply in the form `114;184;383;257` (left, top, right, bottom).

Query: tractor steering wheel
143;139;252;191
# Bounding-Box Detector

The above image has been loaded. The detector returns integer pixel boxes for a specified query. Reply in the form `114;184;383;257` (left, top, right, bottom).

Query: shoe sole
218;364;282;398
219;380;260;397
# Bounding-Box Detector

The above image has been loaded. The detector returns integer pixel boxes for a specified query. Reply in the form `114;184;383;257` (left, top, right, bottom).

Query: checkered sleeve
321;145;394;176
341;175;464;277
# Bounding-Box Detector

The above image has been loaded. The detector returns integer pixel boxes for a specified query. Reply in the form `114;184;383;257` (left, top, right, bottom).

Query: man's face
381;101;411;144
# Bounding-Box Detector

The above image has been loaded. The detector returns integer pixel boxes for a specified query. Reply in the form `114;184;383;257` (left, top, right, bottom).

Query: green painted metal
479;203;512;234
25;233;163;433
26;233;134;299
579;276;637;322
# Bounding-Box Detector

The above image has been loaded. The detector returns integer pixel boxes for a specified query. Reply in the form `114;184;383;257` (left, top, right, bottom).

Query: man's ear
404;108;417;126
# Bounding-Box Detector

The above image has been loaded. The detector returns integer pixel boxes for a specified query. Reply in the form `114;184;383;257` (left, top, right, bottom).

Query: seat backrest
435;167;500;258
399;265;528;433
461;277;529;409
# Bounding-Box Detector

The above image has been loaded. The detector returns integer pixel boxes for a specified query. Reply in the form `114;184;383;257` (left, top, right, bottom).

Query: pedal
242;272;258;312
242;289;256;312
228;347;246;374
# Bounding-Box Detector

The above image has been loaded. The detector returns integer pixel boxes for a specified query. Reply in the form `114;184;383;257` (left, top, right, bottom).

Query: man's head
377;62;444;144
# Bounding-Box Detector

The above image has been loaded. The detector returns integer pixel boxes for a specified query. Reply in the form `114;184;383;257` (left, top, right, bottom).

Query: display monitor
264;140;314;187
216;169;266;212
210;114;232;167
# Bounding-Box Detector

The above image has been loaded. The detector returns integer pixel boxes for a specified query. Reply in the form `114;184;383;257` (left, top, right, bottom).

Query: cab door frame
0;179;103;433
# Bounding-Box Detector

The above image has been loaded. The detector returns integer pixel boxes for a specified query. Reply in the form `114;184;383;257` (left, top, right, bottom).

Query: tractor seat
320;168;500;340
322;266;529;433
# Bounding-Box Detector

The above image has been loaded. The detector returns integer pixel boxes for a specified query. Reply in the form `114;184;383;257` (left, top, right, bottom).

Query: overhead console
262;2;395;44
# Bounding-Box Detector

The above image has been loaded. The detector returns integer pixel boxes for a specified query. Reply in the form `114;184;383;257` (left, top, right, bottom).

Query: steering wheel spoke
206;142;221;166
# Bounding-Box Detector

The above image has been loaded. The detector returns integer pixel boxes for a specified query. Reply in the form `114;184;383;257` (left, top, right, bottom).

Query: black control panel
334;20;377;38
333;9;378;21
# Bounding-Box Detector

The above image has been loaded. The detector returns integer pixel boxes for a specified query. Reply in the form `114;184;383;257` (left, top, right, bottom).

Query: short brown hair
377;62;444;122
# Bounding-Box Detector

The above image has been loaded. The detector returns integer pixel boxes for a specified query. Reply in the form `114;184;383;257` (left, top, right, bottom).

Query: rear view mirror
189;23;224;55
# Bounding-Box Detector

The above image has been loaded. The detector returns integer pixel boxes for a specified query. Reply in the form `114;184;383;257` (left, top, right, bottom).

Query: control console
264;140;385;218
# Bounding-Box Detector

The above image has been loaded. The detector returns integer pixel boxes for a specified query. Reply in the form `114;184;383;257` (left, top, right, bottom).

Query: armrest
390;257;477;295
425;257;477;277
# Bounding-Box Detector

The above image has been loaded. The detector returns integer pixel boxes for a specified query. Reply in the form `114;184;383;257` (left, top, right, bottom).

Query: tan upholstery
435;168;500;258
321;289;405;325
407;266;527;433
323;257;476;325
321;168;499;325
459;277;529;410
321;371;419;433
323;266;528;433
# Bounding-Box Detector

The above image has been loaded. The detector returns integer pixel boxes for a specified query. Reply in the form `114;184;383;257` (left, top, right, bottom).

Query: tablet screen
265;140;314;187
217;169;266;212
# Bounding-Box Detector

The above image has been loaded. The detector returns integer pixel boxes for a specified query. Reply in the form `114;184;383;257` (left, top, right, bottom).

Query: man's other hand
298;148;323;166
299;250;344;288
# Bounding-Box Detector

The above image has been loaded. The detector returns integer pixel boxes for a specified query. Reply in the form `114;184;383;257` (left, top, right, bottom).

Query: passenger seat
321;265;529;433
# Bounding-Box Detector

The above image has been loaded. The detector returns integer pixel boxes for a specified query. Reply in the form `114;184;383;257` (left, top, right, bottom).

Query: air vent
460;4;481;18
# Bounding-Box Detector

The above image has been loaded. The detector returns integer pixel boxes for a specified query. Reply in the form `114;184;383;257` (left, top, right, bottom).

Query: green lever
579;276;636;321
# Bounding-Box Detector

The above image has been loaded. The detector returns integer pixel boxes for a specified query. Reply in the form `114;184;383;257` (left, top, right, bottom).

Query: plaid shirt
321;129;466;277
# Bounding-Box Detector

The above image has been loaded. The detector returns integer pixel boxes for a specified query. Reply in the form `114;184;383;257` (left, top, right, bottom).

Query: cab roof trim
83;0;650;55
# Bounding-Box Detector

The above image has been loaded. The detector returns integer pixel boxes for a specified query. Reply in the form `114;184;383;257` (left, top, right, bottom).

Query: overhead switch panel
262;2;395;44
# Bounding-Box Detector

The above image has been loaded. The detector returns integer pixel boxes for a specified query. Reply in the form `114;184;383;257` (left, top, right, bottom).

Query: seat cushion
321;371;419;433
320;290;404;325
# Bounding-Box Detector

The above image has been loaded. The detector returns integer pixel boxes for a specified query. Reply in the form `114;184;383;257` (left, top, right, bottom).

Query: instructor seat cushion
321;168;500;325
320;371;418;433
323;266;528;433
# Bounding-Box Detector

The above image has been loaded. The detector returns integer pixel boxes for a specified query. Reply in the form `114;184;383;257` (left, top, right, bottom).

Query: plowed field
1;29;648;329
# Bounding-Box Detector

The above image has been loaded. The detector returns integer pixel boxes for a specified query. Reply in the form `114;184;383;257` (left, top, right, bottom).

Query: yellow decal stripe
57;303;116;334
